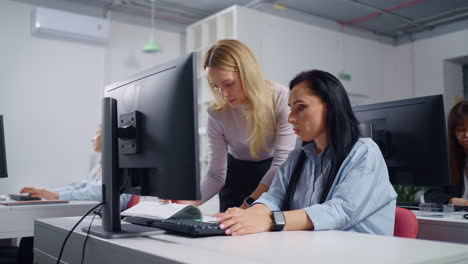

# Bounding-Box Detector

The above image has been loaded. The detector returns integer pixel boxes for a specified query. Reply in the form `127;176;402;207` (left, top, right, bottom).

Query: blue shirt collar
301;141;329;161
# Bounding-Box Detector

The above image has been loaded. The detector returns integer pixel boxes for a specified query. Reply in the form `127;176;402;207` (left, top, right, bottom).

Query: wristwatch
244;196;256;206
270;211;285;231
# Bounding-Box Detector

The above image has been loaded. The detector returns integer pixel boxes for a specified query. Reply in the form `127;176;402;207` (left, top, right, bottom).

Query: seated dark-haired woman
425;100;468;206
214;70;397;236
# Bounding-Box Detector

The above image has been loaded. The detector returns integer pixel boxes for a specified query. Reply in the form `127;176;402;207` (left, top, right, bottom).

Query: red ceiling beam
339;0;426;27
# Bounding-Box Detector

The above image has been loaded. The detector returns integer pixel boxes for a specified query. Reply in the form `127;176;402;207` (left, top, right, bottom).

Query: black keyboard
124;216;226;237
455;205;468;211
396;202;420;210
9;194;41;201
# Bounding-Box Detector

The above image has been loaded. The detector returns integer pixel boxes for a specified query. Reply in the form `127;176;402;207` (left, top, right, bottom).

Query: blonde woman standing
175;39;296;212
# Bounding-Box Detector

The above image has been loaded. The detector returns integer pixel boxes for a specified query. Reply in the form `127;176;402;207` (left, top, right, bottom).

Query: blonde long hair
203;39;276;158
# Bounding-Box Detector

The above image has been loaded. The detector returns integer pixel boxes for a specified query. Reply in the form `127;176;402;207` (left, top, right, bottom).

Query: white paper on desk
121;201;191;219
202;215;218;223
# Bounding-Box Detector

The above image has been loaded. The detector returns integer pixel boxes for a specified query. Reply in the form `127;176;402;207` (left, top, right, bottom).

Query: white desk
0;201;99;239
34;216;468;264
414;211;468;244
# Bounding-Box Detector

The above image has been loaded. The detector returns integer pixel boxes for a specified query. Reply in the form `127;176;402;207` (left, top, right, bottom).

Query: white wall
0;0;183;193
402;28;468;110
236;7;414;106
443;61;464;112
251;8;468;112
106;19;185;84
236;6;468;110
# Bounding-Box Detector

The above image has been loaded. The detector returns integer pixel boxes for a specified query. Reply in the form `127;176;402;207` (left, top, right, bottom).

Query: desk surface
413;211;468;244
414;211;468;225
0;201;99;239
34;216;468;264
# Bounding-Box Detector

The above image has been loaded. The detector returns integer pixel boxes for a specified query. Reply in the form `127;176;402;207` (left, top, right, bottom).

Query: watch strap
244;197;256;206
270;211;285;231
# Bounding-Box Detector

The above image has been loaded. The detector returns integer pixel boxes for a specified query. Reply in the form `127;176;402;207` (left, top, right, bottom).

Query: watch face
271;211;285;231
272;211;286;225
245;197;255;205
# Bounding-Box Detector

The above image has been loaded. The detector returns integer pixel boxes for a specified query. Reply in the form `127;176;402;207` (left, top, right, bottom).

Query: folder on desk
1;200;69;206
121;201;202;221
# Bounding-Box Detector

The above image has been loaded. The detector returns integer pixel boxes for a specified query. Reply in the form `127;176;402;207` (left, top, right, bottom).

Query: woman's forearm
283;209;314;231
249;183;269;200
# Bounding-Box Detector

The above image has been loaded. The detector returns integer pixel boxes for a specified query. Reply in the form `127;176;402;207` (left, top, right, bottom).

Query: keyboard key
123;217;226;237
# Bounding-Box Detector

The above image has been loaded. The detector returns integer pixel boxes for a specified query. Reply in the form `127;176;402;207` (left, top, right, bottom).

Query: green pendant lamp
143;0;162;53
144;36;161;52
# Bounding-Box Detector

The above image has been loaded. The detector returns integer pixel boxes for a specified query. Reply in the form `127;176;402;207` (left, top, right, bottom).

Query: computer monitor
84;53;200;238
0;115;7;178
353;94;450;186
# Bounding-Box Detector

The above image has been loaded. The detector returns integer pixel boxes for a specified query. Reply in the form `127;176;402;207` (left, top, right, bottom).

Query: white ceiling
12;0;468;45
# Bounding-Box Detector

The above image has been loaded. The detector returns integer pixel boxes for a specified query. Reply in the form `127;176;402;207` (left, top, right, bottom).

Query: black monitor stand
0;115;8;179
82;98;162;238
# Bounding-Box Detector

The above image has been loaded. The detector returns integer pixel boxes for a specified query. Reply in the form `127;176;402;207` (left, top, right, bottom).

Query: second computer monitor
105;53;200;200
0;115;8;178
353;94;450;186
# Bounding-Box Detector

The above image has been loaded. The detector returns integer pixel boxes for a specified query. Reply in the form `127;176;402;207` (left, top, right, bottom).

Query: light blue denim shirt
255;138;397;236
52;163;130;211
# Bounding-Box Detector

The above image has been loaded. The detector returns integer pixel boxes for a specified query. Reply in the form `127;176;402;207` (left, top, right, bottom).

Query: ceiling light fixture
273;3;288;11
143;0;161;53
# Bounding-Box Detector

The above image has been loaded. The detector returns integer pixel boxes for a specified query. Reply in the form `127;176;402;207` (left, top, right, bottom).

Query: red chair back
125;195;140;210
394;206;419;238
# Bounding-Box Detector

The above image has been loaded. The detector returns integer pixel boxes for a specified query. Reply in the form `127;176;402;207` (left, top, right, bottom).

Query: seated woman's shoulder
352;138;383;157
340;139;385;168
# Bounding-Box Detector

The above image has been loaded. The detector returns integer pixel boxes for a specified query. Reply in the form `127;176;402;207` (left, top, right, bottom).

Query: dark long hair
447;100;468;186
289;70;360;203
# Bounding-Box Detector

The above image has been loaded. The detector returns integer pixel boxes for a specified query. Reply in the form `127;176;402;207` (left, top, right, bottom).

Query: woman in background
17;125;130;264
20;125;130;209
425;100;468;206
173;39;296;211
214;70;397;236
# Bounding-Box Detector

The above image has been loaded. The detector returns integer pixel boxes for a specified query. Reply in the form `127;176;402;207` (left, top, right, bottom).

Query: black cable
80;204;104;264
81;175;129;264
76;173;129;263
56;202;104;264
57;172;130;264
92;173;130;219
120;172;130;194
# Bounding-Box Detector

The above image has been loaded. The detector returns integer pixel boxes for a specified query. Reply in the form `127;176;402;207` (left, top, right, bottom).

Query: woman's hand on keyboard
19;186;59;200
448;198;468;206
213;204;272;236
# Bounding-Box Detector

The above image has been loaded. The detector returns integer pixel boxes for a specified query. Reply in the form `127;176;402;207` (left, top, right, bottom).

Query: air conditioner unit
32;7;109;43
